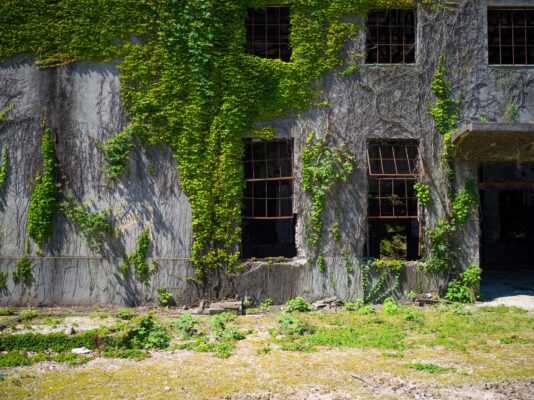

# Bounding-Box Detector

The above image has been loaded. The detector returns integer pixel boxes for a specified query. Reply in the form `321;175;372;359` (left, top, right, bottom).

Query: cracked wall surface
1;0;534;305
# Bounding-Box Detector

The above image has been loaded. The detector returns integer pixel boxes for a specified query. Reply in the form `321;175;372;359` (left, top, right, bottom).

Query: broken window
488;8;534;65
366;9;416;64
246;6;291;62
367;141;422;260
242;139;296;258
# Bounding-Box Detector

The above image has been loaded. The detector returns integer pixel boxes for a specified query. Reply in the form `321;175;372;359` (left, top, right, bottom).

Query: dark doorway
479;164;534;301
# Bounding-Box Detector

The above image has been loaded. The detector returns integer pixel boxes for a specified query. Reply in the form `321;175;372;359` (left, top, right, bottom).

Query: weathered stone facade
1;0;533;305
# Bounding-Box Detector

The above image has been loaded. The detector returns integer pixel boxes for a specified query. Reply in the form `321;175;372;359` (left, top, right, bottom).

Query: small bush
285;297;312;313
0;352;32;367
260;298;273;310
172;313;200;338
382;298;401;315
123;315;170;349
445;264;482;303
274;313;316;337
358;305;376;315
19;309;37;320
157;287;175;307
343;300;363;312
116;308;133;320
0;307;15;316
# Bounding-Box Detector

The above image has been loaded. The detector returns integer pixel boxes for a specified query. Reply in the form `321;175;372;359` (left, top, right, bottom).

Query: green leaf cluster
98;128;135;180
12;255;34;287
27;128;59;248
60;196;114;249
444;264;482;303
429;53;460;163
121;228;152;283
414;182;430;207
302;132;354;270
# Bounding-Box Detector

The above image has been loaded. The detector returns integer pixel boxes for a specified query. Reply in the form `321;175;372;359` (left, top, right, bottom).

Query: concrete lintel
452;123;534;162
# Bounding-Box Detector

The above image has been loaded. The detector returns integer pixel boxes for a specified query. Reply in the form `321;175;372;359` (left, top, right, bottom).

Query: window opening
367;140;422;260
242;139;296;258
246;6;291;62
366;9;416;64
488;8;534;65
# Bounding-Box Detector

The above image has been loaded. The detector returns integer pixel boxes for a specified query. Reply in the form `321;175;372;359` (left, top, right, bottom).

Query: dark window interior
246;7;291;62
242;140;296;258
488;8;534;65
366;9;416;64
367;141;422;260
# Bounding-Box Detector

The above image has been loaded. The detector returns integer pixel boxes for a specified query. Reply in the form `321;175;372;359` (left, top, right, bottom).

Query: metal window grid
243;139;294;220
367;141;422;219
488;9;534;65
366;9;416;64
246;7;291;62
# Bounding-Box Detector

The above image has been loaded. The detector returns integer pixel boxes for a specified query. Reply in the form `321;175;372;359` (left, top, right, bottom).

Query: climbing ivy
301;132;354;270
12;254;34;287
428;53;460;163
121;228;152;284
27;128;59;251
362;258;404;304
0;0;444;287
414;182;430;207
60;195;114;249
0;146;8;190
426;181;478;273
97;128;134;180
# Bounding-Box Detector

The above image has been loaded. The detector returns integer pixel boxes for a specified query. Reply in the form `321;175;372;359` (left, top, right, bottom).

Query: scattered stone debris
312;297;343;311
207;301;244;315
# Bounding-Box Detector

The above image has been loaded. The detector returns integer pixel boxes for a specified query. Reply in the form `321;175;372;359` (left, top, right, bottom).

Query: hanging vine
27;128;59;252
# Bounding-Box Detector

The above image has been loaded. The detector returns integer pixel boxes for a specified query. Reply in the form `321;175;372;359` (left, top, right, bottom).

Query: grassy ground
0;302;533;399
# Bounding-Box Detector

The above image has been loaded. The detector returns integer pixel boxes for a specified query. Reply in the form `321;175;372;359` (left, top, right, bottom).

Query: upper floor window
246;7;291;62
366;9;416;64
488;9;534;65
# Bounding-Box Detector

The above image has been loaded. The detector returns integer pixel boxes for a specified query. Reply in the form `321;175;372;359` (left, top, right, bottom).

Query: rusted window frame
488;8;534;65
246;6;291;62
366;140;423;259
243;139;294;220
366;8;416;64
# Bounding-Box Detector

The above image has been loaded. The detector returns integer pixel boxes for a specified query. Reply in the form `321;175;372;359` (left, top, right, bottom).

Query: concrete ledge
452;123;534;162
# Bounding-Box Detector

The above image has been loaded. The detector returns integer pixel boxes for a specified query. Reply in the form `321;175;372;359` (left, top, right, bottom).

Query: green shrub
382;298;402;315
116;308;133;320
157;287;175;307
0;352;32;367
274;313;316;337
260;298;273;310
0;306;15;316
444;264;482;303
123;315;170;349
172;313;200;338
285;297;312;313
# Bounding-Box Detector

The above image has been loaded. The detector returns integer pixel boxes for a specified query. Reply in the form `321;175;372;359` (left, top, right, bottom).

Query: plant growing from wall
0;103;15;125
60;195;114;249
429;53;460;164
98;128;134;180
504;101;519;123
121;228;152;284
27;128;59;252
0;271;8;295
0;146;8;190
414;182;430;207
302;131;354;270
362;258;404;304
426;181;478;274
12;254;34;288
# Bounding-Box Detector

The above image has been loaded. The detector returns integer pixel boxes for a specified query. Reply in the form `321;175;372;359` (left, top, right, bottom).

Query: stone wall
1;0;533;305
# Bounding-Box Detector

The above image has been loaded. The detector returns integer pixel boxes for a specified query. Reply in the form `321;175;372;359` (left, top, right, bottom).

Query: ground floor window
366;140;423;260
242;139;296;258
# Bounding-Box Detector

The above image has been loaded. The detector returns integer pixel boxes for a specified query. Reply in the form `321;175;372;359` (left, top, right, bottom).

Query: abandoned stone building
0;0;534;306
